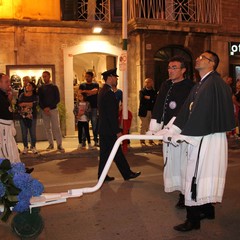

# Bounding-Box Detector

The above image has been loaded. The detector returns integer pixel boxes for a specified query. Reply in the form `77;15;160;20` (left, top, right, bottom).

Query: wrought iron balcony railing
129;0;221;24
77;0;110;22
61;0;221;25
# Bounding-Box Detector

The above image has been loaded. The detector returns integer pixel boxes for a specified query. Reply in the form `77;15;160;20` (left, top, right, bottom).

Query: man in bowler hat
98;68;141;181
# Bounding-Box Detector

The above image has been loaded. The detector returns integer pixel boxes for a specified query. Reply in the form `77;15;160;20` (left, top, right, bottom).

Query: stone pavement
1;137;240;240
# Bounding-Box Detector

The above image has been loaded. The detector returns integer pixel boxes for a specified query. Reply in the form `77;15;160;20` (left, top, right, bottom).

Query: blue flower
0;158;5;165
8;162;26;175
15;190;32;212
13;173;33;190
17;189;32;201
0;182;6;197
13;199;30;212
31;179;44;196
0;159;44;222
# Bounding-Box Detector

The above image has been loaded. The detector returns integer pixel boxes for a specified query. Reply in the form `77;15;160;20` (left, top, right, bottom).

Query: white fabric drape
163;132;228;206
0;119;21;163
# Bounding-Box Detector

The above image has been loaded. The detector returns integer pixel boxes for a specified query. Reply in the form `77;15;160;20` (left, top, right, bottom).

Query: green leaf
0;159;11;171
6;185;21;196
1;172;10;184
0;205;12;222
6;195;18;202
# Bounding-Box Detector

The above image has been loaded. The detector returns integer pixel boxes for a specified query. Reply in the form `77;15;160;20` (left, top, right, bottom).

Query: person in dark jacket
138;78;157;146
79;71;99;146
0;73;21;163
0;73;33;173
98;68;141;182
38;71;64;151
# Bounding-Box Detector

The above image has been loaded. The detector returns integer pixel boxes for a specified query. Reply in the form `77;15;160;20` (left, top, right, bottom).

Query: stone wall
0;25;122;98
0;0;60;20
221;1;240;34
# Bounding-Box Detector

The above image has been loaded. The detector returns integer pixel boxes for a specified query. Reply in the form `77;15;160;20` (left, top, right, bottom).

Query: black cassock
152;78;194;125
174;71;235;136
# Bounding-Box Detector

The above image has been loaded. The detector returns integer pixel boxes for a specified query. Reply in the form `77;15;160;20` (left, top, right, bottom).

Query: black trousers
98;134;132;179
186;203;214;224
77;121;90;144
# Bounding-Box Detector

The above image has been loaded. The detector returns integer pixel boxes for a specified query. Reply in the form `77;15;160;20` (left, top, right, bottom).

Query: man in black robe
149;56;194;209
164;51;235;231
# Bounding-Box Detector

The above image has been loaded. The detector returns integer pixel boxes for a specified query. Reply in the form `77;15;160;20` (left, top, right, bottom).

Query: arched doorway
63;40;122;136
154;45;193;91
73;52;117;102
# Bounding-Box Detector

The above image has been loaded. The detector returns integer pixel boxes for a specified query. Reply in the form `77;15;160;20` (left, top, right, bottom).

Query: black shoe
173;220;200;232
104;175;115;182
200;212;215;220
200;204;215;220
175;193;185;209
124;171;141;181
25;167;34;174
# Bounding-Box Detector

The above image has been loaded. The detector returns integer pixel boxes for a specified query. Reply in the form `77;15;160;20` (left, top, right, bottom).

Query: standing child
74;91;91;149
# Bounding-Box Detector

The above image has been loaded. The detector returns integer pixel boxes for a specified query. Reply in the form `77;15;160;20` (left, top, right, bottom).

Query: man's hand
155;128;168;136
147;119;163;135
44;107;51;115
162;124;181;143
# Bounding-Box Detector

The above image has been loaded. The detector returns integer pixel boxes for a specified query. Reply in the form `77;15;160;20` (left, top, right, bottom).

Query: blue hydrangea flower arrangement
0;158;44;222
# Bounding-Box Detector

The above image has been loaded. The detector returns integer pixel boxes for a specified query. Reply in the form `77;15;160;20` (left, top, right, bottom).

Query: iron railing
128;0;221;24
77;0;110;21
73;0;221;24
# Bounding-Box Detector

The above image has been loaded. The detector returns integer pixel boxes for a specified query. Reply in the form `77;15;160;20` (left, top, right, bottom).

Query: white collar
200;71;213;82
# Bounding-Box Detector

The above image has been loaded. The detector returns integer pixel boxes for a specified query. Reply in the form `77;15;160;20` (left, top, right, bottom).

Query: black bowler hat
101;68;119;80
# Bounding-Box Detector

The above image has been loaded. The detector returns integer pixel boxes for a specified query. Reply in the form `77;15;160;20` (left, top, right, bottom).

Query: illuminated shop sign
229;42;240;56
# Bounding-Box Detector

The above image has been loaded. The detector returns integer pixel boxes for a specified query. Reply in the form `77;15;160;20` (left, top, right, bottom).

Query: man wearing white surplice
148;56;194;209
162;51;235;232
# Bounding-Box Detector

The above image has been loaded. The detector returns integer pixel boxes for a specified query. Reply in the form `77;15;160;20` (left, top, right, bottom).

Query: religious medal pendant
189;102;193;111
8;105;13;112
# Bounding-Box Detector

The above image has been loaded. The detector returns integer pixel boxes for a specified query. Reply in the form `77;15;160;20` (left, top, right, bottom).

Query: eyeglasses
198;55;213;62
167;66;182;70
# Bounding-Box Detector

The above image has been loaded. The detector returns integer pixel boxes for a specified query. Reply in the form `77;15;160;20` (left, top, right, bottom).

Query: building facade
0;0;240;136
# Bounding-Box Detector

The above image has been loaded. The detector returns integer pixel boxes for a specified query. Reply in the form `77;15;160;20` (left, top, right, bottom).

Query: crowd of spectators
4;68;240;155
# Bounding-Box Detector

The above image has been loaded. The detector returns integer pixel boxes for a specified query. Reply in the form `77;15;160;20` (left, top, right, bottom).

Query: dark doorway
154;45;193;91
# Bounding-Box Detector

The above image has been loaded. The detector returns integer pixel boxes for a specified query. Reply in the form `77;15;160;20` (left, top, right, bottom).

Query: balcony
60;0;222;33
76;0;110;22
128;0;222;33
128;0;221;23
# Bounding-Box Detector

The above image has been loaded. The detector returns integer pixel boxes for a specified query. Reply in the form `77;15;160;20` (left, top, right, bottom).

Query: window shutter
111;0;122;22
61;0;78;21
